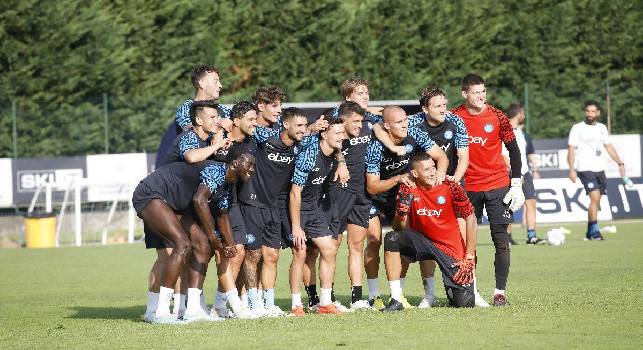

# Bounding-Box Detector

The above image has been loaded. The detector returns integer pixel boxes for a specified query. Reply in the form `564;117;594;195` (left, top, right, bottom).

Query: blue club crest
247;234;256;244
367;122;373;130
288;233;293;241
293;147;299;155
404;144;414;154
437;196;446;205
444;130;453;140
216;230;222;238
587;182;595;189
369;205;377;215
484;124;494;133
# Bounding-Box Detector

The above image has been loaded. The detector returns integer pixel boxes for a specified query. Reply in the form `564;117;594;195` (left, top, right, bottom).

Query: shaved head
382;105;406;124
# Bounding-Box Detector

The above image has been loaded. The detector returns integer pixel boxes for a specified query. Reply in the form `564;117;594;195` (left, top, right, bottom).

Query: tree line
0;0;640;157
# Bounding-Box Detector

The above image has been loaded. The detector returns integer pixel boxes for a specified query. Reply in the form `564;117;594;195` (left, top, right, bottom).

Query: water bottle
622;176;634;189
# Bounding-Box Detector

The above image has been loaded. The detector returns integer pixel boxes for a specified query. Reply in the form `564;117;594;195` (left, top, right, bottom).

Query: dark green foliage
0;0;640;156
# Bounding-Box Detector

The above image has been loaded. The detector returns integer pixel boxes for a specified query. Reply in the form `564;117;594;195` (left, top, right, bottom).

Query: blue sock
247;288;259;309
264;289;275;308
527;229;536;239
589;221;599;234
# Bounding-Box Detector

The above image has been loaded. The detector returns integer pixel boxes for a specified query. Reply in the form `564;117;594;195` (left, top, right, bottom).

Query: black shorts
132;182;164;217
522;172;536;200
372;193;396;225
467;186;513;225
282;206;334;248
144;224;171;249
578;171;607;195
337;188;372;233
226;204;249;245
388;230;473;293
320;199;340;240
240;203;281;250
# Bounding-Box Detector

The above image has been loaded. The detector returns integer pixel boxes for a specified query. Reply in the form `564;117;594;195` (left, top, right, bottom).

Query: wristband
338;159;346;164
510;178;522;187
617;163;624;166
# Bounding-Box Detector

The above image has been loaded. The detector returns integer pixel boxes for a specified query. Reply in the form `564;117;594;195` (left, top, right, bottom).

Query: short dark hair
189;100;218;125
231;100;259;120
253;85;286;105
281;107;306;124
585;100;601;111
410;151;432;168
321;116;344;133
190;64;219;90
461;74;485;92
419;86;446;108
225;145;253;165
341;77;370;99
337;101;365;120
505;102;524;119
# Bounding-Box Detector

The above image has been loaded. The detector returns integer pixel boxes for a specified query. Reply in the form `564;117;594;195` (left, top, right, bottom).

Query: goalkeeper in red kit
381;152;477;310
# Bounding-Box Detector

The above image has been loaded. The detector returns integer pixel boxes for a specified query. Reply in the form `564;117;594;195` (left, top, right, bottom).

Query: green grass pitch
1;221;641;349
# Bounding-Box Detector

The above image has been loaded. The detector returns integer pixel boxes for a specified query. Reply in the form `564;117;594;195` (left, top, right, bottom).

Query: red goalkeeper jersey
451;104;515;192
400;179;474;259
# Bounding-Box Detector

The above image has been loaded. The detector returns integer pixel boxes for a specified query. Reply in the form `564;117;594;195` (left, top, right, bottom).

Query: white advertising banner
534;178;612;223
86;153;148;202
0;158;12;207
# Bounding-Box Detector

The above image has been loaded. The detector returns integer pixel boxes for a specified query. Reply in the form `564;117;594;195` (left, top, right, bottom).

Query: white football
546;228;566;246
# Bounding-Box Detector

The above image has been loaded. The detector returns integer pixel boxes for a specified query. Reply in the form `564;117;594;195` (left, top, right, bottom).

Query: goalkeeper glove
503;178;525;212
451;252;475;286
395;188;414;219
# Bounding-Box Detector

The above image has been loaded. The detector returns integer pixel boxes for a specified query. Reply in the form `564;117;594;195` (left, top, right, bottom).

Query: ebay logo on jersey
416;207;442;217
468;135;488;146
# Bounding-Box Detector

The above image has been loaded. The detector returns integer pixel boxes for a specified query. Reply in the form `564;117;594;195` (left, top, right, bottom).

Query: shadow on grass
66;305;144;322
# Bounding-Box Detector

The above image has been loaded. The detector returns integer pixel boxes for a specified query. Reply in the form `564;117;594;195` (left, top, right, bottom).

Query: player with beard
238;107;316;316
133;149;255;323
365;105;447;309
286;117;347;315
451;74;524;306
381;152;477;311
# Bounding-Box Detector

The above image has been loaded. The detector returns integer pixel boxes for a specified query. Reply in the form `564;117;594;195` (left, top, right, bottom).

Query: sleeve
216;191;229;210
200;164;227;196
408;112;425;128
600;124;611;145
301;133;319;149
252;125;280;144
178;131;200;159
568;124;579;146
365;112;382;123
365;140;383;175
218;104;231;119
497;112;516;144
175;100;193;130
445;113;469;149
291;145;319;187
407;126;435;152
525;133;535;155
447;179;474;218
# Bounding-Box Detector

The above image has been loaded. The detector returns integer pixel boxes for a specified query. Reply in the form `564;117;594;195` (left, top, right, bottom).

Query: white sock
367;278;380;300
240;293;248;307
145;292;159;317
291;293;302;309
226;288;242;312
213;290;227;309
494;288;505;296
320;288;332;306
185;288;203;315
174;294;186;317
423;277;435;300
388;280;402;301
199;290;208;312
156;286;173;317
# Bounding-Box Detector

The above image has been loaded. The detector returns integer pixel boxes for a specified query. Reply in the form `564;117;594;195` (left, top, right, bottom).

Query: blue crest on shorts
484;123;494;133
367;122;373;130
370;205;377;215
404;144;414;154
444;130;453;140
247;234;255;244
293;147;299;155
588;182;595;189
437;195;446;205
288;234;293;241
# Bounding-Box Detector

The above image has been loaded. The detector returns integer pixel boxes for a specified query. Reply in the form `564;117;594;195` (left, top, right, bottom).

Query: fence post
524;83;530;134
12;99;17;158
103;93;109;154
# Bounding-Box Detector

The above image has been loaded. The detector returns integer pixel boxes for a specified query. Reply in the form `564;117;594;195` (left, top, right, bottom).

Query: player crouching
382;152;477;311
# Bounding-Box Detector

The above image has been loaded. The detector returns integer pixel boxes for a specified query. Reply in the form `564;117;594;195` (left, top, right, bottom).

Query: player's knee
450;288;474;308
175;240;193;258
490;224;510;251
384;231;402;252
367;233;382;247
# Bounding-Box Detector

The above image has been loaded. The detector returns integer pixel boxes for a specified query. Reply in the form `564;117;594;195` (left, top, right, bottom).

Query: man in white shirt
567;101;626;240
